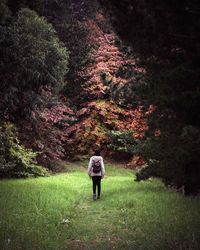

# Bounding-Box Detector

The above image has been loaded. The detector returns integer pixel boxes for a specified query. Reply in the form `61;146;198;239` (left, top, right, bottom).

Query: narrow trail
65;167;135;249
60;164;200;250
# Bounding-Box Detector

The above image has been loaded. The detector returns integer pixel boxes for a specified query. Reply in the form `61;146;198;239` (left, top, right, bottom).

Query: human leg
92;177;96;194
92;176;97;200
97;176;102;198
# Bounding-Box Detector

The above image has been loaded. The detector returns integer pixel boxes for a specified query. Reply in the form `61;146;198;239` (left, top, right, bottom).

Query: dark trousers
92;176;102;197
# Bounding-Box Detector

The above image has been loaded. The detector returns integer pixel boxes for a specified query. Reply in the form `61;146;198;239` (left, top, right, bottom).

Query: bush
108;130;137;155
135;125;200;195
0;123;48;178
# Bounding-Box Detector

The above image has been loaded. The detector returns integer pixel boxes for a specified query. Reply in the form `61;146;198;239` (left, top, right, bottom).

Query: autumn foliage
1;0;151;172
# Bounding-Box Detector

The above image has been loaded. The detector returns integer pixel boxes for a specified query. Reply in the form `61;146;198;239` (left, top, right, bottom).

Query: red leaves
72;13;146;102
64;99;150;159
40;105;75;125
62;7;150;161
17;5;155;168
19;96;77;167
77;107;90;117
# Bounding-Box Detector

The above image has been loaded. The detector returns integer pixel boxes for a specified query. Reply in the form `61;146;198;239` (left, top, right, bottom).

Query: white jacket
88;156;105;177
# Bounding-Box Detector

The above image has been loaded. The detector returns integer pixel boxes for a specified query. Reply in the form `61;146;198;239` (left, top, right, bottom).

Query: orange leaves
65;115;108;157
65;98;149;159
29;5;151;164
82;117;95;128
79;100;148;135
125;107;148;137
126;155;146;169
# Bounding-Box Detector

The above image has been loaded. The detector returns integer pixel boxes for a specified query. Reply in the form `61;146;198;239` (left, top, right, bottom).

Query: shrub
0;123;48;178
135;125;200;195
108;130;137;154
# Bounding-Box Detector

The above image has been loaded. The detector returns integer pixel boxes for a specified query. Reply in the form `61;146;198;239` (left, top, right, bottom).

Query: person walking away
88;150;105;200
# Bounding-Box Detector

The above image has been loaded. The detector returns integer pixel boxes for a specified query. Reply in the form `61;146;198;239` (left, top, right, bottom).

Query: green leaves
10;8;69;89
0;6;69;118
0;122;48;178
108;130;136;153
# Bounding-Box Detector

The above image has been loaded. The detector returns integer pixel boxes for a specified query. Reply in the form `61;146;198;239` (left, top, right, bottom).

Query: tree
0;123;48;177
1;7;69;90
101;0;200;194
0;7;69;118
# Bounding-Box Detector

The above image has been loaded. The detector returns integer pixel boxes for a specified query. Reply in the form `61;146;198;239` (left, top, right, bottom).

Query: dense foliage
0;5;69;119
101;0;200;194
0;0;71;174
0;123;48;177
1;0;200;195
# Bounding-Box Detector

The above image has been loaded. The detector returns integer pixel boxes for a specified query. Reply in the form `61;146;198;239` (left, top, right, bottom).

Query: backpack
92;158;101;173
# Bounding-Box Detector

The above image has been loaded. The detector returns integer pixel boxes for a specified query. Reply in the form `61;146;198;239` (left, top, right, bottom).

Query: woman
88;150;105;200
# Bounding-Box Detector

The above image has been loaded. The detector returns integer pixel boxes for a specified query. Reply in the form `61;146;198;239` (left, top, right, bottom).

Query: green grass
0;162;200;250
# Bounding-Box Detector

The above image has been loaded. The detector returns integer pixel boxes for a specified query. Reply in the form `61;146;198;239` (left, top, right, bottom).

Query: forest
1;0;200;249
1;0;200;194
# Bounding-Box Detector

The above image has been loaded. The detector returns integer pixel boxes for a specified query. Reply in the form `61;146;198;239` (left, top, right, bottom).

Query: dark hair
94;150;101;156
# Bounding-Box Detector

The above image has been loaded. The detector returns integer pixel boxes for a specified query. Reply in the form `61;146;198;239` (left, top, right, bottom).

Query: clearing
0;162;200;250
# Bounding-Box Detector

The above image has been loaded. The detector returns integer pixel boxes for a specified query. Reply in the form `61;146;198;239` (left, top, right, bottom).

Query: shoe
93;194;97;200
97;196;100;199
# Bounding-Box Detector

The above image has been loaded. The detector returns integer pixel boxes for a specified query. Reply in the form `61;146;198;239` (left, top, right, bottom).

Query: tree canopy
0;0;200;194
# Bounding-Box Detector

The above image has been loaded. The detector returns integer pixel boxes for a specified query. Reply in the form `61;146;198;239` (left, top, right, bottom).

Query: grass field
0;162;200;250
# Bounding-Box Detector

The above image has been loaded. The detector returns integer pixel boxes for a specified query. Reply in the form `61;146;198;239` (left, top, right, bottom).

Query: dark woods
0;0;69;176
100;0;200;194
0;0;200;194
